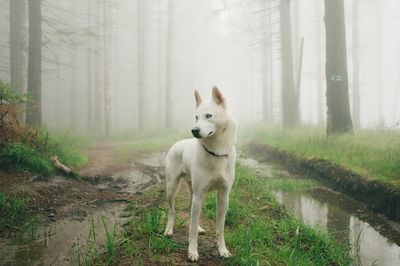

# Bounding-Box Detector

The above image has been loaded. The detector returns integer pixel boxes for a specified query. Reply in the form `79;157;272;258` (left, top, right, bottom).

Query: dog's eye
195;115;199;121
206;114;212;119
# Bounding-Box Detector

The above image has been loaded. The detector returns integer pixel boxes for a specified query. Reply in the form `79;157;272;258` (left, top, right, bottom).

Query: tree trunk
324;0;353;135
10;0;27;95
94;0;103;133
87;0;93;131
165;0;174;128
137;0;145;128
280;0;299;127
315;0;324;124
293;0;301;80
69;0;78;130
268;0;274;122
10;0;27;124
157;0;164;125
103;0;112;136
352;0;360;128
261;0;272;123
26;0;42;126
376;1;383;126
69;44;78;129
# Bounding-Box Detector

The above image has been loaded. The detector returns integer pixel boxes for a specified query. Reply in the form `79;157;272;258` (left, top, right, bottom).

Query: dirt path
0;143;165;264
0;143;225;265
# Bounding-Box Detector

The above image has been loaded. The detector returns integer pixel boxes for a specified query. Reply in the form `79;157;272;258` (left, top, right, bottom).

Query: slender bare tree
10;0;27;123
315;0;324;124
10;0;27;96
94;0;103;132
87;0;94;131
103;0;112;136
165;0;174;128
261;0;273;123
325;0;353;135
352;0;360;128
26;0;42;126
280;0;299;127
137;0;145;127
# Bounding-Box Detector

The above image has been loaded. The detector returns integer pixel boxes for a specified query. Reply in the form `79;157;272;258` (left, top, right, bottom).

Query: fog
1;0;400;134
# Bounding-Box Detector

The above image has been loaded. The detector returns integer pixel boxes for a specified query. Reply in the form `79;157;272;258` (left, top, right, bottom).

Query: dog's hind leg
163;169;181;237
216;187;232;258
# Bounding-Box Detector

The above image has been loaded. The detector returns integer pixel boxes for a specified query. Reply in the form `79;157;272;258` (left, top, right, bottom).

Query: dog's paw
188;251;199;262
163;228;173;237
198;225;206;235
218;248;232;258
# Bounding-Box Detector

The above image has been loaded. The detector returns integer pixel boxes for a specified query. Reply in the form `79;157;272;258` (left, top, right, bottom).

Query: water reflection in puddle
241;157;400;266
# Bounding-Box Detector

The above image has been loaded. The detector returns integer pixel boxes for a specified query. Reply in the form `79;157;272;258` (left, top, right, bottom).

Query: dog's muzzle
191;127;201;139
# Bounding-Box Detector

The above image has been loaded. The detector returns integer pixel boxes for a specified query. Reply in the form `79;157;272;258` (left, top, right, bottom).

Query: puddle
88;152;166;194
240;157;400;266
0;204;125;266
0;152;165;266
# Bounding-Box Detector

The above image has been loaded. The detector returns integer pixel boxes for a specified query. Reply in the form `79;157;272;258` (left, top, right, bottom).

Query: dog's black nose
191;128;201;138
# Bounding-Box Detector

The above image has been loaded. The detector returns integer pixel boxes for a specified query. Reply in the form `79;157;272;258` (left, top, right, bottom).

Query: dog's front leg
188;193;202;262
216;188;231;258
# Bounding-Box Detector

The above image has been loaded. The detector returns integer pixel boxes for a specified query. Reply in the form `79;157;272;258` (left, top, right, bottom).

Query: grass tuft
0;192;38;242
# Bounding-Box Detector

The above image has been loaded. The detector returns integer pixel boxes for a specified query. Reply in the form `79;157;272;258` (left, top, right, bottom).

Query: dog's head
191;86;229;139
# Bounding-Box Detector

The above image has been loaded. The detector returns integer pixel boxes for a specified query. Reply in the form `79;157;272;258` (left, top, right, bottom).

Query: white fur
163;86;237;262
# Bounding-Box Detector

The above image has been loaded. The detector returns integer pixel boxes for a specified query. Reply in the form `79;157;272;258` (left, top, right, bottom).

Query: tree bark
165;0;174;128
280;0;299;127
10;0;27;124
103;0;112;136
376;1;383;125
268;0;274;122
261;0;272;123
26;0;42;126
137;0;145;128
325;0;353;135
87;0;93;131
10;0;27;96
94;0;103;133
315;0;324;124
352;0;360;128
69;0;78;130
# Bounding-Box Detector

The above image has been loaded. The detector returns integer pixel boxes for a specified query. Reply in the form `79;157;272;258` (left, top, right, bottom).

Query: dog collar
201;144;229;158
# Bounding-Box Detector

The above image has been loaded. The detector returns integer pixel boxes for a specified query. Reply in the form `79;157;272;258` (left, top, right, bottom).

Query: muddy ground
0;143;224;265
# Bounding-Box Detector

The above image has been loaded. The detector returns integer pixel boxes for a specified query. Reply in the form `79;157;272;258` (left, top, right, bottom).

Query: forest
0;0;399;265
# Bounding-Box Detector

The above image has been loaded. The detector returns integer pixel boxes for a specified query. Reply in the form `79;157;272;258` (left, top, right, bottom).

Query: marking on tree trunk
330;74;342;82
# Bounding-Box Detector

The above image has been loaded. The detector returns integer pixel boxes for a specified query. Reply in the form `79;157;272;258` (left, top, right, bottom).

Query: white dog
163;86;237;262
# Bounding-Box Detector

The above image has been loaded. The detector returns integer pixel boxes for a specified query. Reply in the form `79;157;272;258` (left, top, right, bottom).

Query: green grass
121;203;184;264
0;131;88;176
0;192;26;233
78;201;184;265
265;178;318;192
245;126;400;186
89;164;351;265
201;165;352;265
0;192;38;242
0;142;55;175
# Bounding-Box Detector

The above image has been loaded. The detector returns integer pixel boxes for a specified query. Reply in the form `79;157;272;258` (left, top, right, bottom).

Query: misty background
1;0;399;134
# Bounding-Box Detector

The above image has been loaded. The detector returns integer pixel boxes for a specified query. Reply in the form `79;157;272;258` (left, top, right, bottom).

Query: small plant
0;192;37;241
17;217;38;244
101;216;117;262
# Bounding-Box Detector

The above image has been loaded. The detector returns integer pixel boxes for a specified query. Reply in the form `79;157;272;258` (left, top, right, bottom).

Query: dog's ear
211;86;226;108
194;90;202;108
